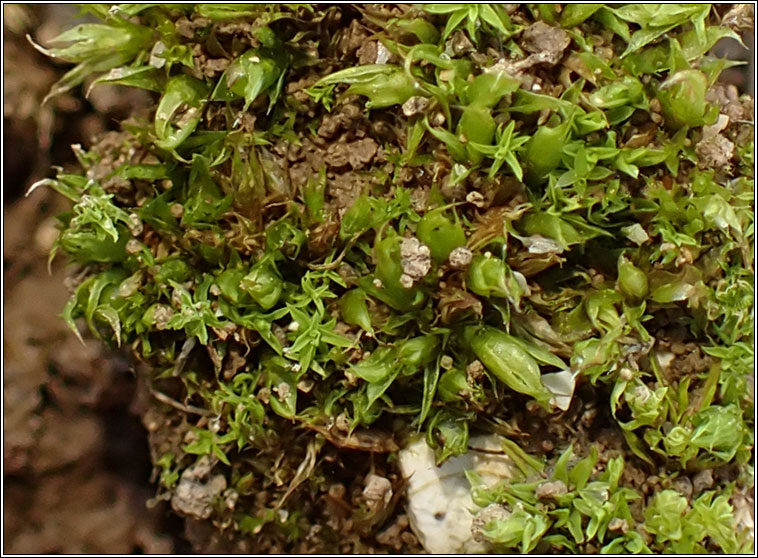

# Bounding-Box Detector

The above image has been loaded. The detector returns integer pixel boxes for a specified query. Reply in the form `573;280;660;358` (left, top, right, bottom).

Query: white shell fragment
542;369;579;411
149;41;167;68
522;234;565;255
398;435;517;554
655;351;676;370
375;42;391;65
621;223;650;246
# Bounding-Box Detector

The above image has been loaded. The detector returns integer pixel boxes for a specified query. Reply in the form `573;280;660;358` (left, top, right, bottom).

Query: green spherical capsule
339;288;374;334
437;368;471;402
240;258;282;310
465;326;549;402
399;335;440;368
617;257;649;300
416;209;466;264
657;69;709;128
467;255;509;299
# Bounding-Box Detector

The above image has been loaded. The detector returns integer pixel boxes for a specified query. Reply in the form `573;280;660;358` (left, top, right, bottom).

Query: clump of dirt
400;237;432;287
171;456;228;520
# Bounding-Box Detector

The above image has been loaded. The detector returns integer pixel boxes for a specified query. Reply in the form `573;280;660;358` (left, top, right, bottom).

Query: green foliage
35;3;753;552
643;489;753;553
471;445;753;554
